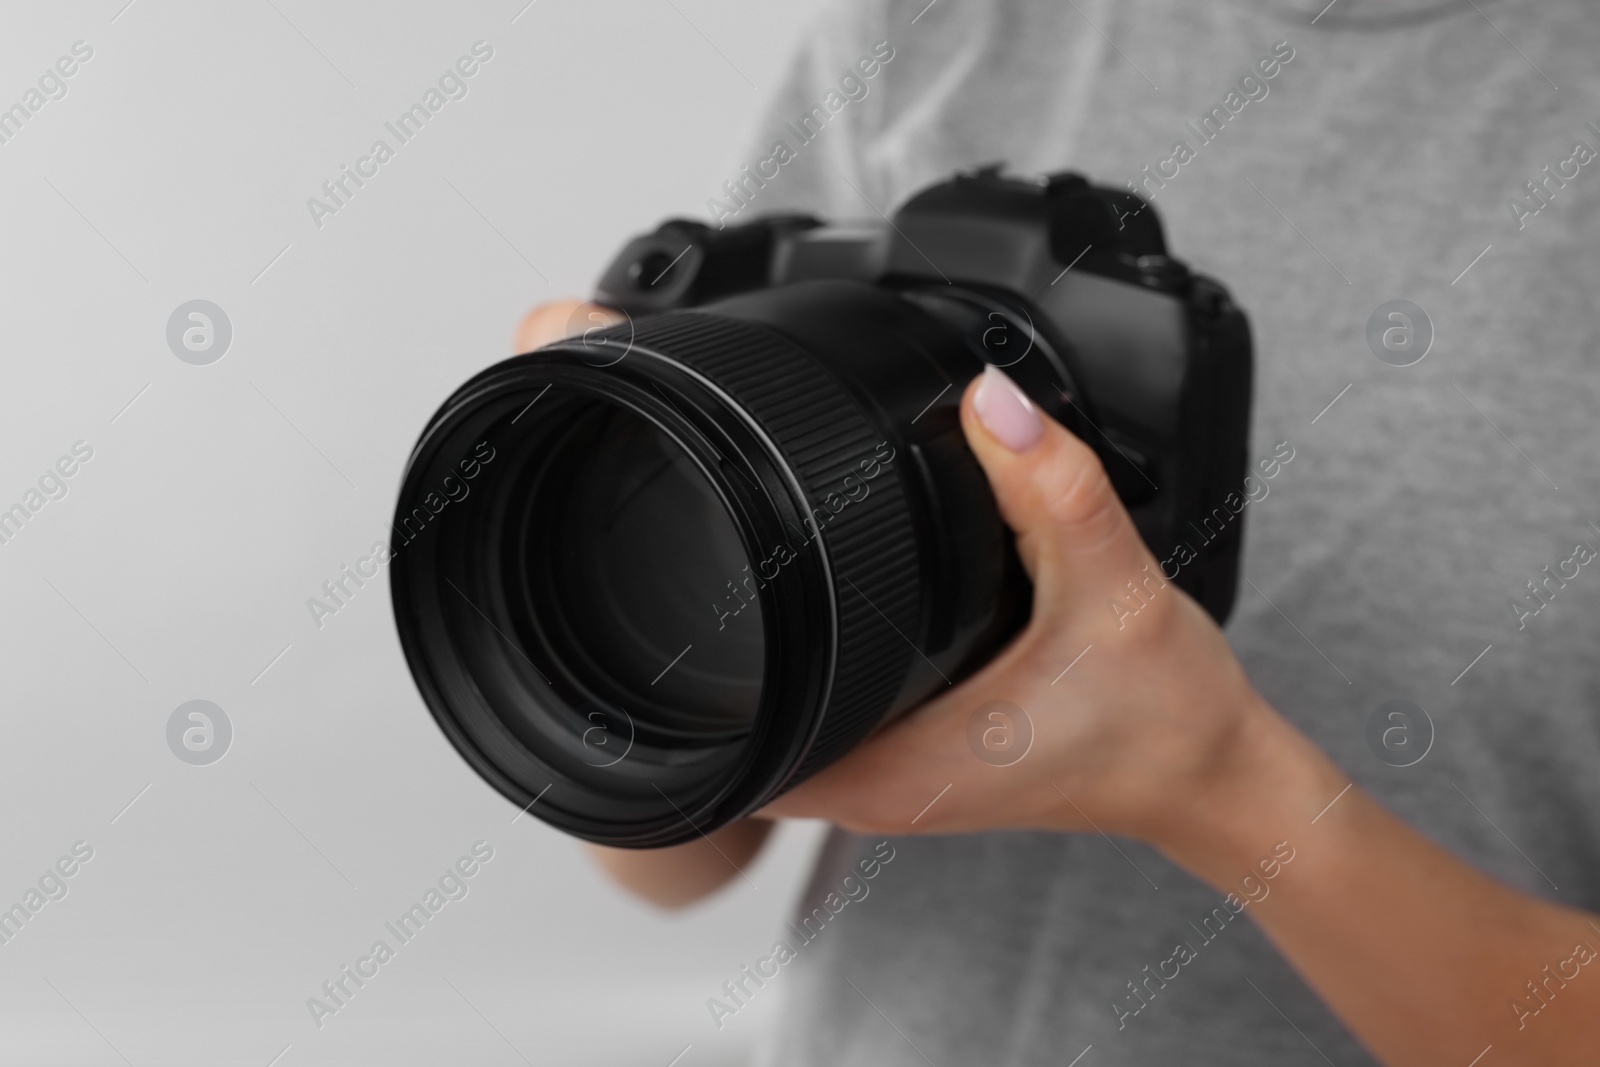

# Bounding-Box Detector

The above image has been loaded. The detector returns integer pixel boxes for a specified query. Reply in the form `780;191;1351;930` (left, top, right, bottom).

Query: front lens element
526;403;763;740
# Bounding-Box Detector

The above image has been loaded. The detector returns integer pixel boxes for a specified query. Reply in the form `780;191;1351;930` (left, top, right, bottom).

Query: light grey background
0;2;833;1064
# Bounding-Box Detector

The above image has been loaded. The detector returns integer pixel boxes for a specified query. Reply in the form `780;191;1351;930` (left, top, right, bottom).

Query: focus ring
595;311;921;787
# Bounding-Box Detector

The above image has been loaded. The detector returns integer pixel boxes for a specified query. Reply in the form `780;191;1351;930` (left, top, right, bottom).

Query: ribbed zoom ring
597;310;922;786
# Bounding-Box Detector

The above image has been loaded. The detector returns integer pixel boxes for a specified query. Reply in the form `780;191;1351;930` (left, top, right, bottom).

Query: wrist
1144;696;1346;893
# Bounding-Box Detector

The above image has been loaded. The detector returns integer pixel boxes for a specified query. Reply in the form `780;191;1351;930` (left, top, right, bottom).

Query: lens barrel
391;280;1080;847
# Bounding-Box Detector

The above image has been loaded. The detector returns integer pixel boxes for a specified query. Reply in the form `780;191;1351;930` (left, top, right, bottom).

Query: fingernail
973;365;1043;451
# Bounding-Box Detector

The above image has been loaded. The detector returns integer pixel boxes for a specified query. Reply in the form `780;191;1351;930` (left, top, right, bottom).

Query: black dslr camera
390;166;1253;847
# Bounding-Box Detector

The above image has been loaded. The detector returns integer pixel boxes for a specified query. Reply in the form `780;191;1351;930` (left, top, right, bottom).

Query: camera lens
392;281;1070;846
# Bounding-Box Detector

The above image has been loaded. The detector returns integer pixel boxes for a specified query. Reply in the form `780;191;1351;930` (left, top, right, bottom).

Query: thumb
961;365;1157;627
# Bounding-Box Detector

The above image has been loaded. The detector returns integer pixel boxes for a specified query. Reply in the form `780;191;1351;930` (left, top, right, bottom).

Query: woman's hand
762;366;1600;1065
759;365;1341;862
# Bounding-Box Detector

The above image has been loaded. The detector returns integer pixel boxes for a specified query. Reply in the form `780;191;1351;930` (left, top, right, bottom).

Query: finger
513;299;619;352
961;365;1158;627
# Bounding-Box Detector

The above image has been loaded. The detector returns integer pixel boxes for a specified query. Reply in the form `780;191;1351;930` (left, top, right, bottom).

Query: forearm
587;817;773;910
1156;707;1600;1065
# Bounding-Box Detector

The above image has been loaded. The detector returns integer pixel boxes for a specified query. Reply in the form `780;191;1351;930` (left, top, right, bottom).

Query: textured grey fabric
718;2;1600;1064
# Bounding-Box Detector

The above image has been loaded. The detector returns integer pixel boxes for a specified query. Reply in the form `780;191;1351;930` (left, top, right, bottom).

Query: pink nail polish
973;365;1043;451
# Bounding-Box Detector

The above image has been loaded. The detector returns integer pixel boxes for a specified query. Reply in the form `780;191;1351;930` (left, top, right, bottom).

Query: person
519;0;1600;1062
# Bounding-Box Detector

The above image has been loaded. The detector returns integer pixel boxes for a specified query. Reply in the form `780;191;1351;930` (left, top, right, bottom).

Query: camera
389;166;1253;847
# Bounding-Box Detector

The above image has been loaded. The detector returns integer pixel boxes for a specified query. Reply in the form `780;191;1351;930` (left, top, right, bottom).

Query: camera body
596;165;1254;625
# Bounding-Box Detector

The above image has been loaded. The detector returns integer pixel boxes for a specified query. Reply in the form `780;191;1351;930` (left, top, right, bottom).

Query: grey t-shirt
712;1;1600;1064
